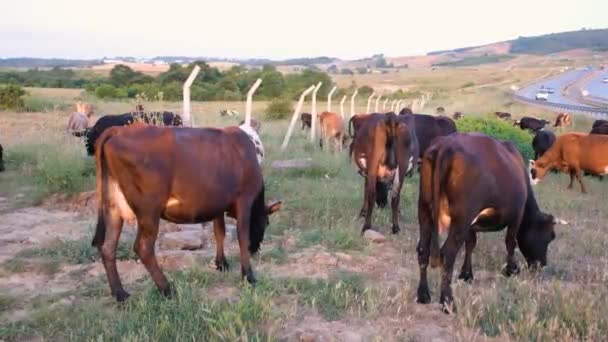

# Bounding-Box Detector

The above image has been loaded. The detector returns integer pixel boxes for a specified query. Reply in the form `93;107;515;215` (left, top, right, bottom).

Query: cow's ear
266;200;282;215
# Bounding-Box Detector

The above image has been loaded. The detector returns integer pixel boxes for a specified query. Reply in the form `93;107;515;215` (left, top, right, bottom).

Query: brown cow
318;111;345;152
300;113;312;130
402;113;457;158
530;132;608;193
417;133;556;312
92;124;281;301
348;113;371;138
495;111;512;120
350;113;418;234
66;112;93;137
553;112;572;128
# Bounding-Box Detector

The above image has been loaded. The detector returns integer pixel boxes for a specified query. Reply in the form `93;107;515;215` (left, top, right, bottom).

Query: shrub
0;84;26;110
456;116;534;160
264;98;293;120
94;84;119;99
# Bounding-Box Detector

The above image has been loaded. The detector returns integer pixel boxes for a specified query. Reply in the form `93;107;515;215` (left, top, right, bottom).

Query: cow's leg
235;198;255;284
567;169;576;189
439;220;468;313
362;174;377;233
503;222;521;277
213;216;229;271
359;178;369;218
458;230;477;282
96;208;129;301
134;215;171;297
416;199;433;304
390;172;404;234
574;168;587;193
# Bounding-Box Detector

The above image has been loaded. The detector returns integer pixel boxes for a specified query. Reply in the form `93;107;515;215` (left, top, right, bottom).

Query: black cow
0;144;4;172
532;130;556;160
514;117;550;133
300;113;312;130
495;112;512;120
85;112;182;156
417;133;556;312
590;122;608;135
399;107;413;115
592;119;608;130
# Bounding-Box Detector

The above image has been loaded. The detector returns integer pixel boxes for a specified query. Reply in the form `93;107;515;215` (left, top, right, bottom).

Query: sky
0;0;606;60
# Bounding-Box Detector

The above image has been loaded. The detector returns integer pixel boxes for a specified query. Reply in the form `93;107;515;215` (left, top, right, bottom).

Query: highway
515;67;608;116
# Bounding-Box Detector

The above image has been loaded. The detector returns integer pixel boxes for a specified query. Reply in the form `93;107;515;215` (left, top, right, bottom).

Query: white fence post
245;78;262;126
340;95;347;118
327;85;337;112
382;98;389;111
366;93;375;113
375;95;382;112
391;99;397;112
310;82;323;143
350;89;359;119
281;85;316;150
183;65;201;127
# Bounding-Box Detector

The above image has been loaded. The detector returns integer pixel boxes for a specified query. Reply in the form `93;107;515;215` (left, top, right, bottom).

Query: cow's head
518;212;556;268
249;196;282;254
528;159;551;185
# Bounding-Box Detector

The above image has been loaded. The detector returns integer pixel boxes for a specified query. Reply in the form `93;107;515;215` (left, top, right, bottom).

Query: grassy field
1;67;607;341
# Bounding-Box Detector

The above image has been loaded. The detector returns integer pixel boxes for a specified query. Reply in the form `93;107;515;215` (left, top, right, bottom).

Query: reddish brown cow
530;132;608;193
417;133;556;312
93;124;281;301
350;113;418;234
318;111;346;151
348;113;371;138
554;112;572;128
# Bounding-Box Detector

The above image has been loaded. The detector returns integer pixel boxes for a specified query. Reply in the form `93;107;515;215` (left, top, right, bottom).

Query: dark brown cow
417;133;556;311
436;107;446;115
399;107;413;115
300;113;312;130
403;113;457;158
350;113;418;234
93;124;281;301
592;119;608;130
348;113;371;138
453;112;464;120
530;132;608;193
495;111;512;120
319;111;345;151
590;122;608;135
0;144;4;172
553;112;572;128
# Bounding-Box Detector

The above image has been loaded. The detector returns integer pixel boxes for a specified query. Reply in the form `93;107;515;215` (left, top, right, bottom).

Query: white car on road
603;78;608;83
535;89;549;101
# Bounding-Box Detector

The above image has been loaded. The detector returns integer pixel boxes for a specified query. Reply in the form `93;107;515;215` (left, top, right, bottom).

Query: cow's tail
348;116;356;138
429;145;453;268
91;129;116;248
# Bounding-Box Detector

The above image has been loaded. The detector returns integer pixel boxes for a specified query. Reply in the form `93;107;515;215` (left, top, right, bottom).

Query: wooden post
327;85;337;112
350;89;359;119
245;78;262;126
340;95;347;118
281;85;316;150
382;97;389;111
310;82;323;143
182;65;201;127
366;93;375;113
375;95;382;112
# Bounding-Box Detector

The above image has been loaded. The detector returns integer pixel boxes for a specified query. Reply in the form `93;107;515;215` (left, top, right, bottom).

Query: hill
0;58;100;68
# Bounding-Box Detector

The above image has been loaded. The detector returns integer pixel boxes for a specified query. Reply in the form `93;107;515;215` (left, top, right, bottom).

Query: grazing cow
399;107;413;115
436;107;446;115
403;113;457;158
532;130;556;160
348;114;371;138
530;132;608;193
0;144;4;172
75;102;94;116
453;112;464;120
220;109;239;117
318;111;346;152
135;104;145;112
239;118;262;134
592;119;608;130
350;113;418;234
514;117;550;133
553;113;572;128
85;112;183;156
495;111;512;120
66;112;92;137
300;113;312;130
590;122;608;135
417;133;556;311
92;124;281;301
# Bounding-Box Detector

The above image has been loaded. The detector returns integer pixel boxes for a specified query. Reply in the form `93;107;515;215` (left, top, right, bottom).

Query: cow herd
2;102;608;314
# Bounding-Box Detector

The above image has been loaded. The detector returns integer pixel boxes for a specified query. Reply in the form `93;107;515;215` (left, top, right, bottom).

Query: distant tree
109;64;153;87
0;84;26;110
356;67;368;74
327;65;339;74
340;68;354;75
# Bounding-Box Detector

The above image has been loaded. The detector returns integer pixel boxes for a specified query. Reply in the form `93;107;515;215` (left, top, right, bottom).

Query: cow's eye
531;169;537;179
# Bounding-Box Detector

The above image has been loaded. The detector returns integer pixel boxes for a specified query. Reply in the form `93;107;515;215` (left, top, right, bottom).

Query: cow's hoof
114;289;131;302
458;271;474;283
215;257;230;272
358;209;367;218
161;285;174;298
245;270;257;285
502;264;520;277
391;225;400;234
416;285;431;304
440;293;455;314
